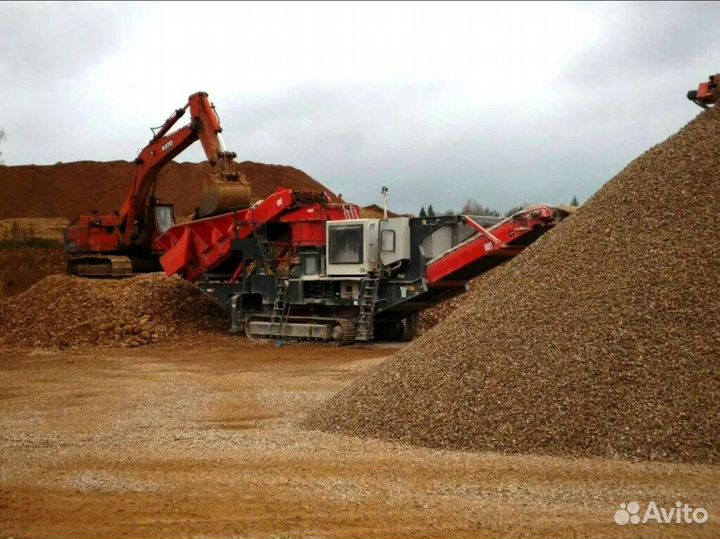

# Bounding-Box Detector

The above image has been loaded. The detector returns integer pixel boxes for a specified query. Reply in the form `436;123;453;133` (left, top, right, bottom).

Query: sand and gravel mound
418;269;501;332
0;274;227;349
306;107;720;464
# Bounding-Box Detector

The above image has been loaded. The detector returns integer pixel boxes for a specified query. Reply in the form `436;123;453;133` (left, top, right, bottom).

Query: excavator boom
119;91;250;246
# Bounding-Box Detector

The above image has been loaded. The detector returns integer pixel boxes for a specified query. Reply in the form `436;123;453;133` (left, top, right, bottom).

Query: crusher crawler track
244;316;356;345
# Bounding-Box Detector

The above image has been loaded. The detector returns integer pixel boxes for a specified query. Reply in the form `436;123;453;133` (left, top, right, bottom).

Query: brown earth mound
305;107;720;464
0;160;331;219
0;274;227;349
359;204;400;219
0;247;66;299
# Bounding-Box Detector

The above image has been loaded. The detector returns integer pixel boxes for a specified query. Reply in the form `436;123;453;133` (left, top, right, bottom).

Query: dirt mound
0;247;66;299
0;160;331;219
0;274;227;349
305;107;720;464
359;204;400;219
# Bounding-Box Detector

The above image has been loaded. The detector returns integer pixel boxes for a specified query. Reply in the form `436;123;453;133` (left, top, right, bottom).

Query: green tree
427;204;435;217
419;206;427;218
571;194;579;206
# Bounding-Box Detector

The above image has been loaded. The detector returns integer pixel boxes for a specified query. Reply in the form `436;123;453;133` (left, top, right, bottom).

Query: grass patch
0;220;64;250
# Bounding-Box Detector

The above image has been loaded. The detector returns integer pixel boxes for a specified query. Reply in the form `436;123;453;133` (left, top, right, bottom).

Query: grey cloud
0;2;152;166
0;1;716;216
0;2;127;80
567;2;718;80
216;70;702;215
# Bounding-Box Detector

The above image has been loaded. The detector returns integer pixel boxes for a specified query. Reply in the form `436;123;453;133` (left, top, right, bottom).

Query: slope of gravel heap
419;268;501;332
0;274;227;349
306;106;720;464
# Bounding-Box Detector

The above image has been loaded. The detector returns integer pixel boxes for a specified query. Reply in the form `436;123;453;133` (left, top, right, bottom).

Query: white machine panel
326;219;378;276
326;217;411;276
379;217;410;266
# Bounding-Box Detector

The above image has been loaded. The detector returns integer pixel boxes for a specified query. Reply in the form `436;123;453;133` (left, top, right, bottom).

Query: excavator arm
118;91;250;246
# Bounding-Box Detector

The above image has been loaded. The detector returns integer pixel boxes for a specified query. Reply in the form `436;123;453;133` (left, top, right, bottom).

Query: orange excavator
687;74;719;108
64;92;251;276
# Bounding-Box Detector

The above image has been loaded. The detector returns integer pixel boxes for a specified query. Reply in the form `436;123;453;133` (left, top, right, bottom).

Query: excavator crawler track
66;255;133;278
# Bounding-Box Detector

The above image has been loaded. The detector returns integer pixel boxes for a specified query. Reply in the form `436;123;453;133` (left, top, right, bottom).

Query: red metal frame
424;205;559;284
154;188;296;281
278;204;350;247
153;188;360;282
154;190;560;290
64;213;122;254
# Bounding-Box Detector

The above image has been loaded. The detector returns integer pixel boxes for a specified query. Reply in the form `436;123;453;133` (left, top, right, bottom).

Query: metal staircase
253;225;273;273
270;279;291;344
342;205;359;220
356;278;379;341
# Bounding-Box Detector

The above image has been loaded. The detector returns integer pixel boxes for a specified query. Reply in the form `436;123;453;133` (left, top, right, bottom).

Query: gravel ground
305;106;720;464
1;343;717;538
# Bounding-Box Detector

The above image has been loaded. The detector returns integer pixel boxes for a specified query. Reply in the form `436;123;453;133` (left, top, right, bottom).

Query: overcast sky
0;1;716;214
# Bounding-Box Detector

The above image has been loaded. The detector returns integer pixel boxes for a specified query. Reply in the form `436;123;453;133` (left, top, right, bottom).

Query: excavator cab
152;201;176;234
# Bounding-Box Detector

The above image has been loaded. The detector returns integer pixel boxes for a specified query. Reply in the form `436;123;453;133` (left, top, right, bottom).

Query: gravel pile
306;107;720;464
0;274;227;349
419;269;501;332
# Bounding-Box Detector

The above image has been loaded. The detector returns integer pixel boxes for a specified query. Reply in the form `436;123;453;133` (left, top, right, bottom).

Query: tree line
419;195;580;218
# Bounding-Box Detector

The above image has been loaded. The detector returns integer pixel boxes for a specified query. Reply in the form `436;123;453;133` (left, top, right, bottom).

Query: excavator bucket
198;172;252;218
